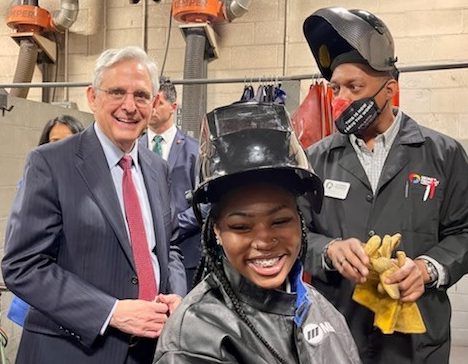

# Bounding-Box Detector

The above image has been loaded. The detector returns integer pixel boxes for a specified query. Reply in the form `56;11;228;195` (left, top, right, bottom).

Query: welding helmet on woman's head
303;7;398;81
191;102;323;222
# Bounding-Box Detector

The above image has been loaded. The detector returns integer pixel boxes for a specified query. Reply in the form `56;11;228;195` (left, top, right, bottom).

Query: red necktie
119;155;157;300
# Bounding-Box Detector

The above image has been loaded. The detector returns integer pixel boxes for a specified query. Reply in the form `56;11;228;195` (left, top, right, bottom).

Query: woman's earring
216;235;222;246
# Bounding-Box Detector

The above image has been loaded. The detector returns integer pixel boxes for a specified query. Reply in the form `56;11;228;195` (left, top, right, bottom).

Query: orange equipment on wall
7;4;54;33
172;0;225;23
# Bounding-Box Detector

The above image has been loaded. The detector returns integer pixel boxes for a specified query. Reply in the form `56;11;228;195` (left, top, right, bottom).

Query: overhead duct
224;0;251;21
181;26;209;137
172;0;251;137
7;0;79;99
51;0;79;32
59;0;103;36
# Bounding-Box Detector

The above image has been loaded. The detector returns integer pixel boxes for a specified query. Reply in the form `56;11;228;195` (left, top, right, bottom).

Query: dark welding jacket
154;259;361;363
303;112;468;363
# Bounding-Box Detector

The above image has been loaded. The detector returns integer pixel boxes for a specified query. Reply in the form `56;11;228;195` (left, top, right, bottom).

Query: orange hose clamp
7;5;52;33
172;0;224;23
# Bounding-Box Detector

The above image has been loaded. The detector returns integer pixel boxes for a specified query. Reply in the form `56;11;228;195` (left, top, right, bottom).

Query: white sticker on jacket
303;322;336;346
323;179;350;200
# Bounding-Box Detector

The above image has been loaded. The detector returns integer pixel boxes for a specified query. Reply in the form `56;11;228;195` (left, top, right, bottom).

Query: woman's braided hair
193;205;309;364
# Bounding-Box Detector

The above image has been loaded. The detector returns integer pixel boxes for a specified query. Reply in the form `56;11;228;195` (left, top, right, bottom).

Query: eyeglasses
96;87;154;106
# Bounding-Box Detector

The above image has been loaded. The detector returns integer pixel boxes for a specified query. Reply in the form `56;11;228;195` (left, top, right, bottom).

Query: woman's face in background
214;183;302;290
48;123;74;143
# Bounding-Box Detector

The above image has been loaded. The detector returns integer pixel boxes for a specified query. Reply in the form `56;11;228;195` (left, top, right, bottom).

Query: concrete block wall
0;0;467;360
449;278;468;347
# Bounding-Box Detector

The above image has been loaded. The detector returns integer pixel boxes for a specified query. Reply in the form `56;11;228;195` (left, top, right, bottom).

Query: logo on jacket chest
303;321;336;346
408;172;439;201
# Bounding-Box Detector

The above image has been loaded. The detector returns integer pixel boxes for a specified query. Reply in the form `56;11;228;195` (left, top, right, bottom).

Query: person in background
38;114;85;145
2;46;186;364
302;7;468;363
7;114;85;327
141;80;201;291
153;102;361;364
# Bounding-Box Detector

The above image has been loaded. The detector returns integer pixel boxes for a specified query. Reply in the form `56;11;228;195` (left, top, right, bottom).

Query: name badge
323;179;350;200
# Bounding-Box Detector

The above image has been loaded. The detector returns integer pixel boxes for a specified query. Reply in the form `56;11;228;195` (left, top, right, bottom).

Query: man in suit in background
2;46;186;364
141;81;201;291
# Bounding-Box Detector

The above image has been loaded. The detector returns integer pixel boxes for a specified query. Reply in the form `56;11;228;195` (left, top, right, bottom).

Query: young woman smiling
153;102;361;364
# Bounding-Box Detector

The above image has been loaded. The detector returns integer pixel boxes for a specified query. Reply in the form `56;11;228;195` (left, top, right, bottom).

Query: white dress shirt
147;125;177;161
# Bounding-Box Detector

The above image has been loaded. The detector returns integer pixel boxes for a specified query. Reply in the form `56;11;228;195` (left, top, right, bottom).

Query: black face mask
332;81;389;135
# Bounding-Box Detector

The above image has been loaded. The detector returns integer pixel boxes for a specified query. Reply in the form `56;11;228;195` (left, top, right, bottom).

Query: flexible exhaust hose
15;1;39;5
10;39;38;98
181;27;208;138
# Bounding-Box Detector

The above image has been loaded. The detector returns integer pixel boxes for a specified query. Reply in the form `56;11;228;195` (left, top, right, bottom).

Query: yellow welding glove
373;295;402;334
352;234;401;333
352;235;388;320
352;234;426;334
352;270;381;313
394;302;426;334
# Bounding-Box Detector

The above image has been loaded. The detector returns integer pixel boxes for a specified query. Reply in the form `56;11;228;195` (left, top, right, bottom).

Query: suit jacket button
368;230;376;237
131;276;138;285
366;194;373;202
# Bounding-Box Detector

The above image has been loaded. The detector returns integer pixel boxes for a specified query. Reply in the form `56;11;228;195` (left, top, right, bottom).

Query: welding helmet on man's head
191;102;323;221
303;7;398;80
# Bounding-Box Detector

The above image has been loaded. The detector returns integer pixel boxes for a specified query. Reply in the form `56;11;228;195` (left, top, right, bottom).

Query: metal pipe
1;81;92;89
225;0;251;20
52;0;79;31
39;60;51;102
399;62;468;73
2;61;468;89
142;0;148;51
282;0;289;76
64;28;70;101
103;0;108;49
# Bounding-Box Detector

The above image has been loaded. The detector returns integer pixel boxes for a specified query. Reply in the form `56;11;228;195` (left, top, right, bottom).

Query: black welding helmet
303;7;398;80
192;102;323;221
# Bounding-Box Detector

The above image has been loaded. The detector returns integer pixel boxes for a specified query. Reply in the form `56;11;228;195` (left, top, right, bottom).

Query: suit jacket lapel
139;150;166;264
74;126;135;271
140;133;149;149
168;129;185;169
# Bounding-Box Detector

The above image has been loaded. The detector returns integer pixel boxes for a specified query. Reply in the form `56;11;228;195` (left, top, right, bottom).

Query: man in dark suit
141;81;201;291
2;46;186;364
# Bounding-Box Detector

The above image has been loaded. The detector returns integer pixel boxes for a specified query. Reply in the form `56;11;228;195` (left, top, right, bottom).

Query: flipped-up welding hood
303;7;398;80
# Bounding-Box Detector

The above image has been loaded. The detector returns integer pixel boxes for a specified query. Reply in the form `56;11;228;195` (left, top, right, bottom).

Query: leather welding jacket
304;112;468;364
154;259;361;363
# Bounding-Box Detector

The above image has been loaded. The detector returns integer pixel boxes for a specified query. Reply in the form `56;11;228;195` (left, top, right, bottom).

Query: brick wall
0;0;467;360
